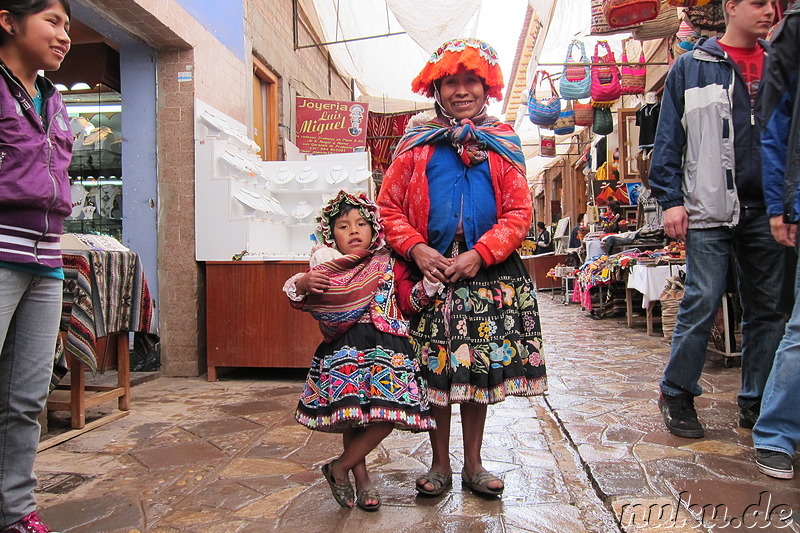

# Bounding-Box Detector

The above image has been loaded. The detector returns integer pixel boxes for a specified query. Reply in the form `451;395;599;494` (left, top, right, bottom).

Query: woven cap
411;38;504;101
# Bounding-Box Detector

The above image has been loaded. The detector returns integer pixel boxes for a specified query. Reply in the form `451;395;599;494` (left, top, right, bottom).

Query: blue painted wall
173;0;245;59
71;3;160;306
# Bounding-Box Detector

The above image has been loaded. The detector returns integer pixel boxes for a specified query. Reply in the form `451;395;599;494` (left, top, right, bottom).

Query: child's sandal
321;461;354;508
356;485;381;511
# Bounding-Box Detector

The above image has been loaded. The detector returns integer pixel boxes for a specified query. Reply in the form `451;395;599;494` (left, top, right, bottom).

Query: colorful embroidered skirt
296;323;436;433
410;243;548;406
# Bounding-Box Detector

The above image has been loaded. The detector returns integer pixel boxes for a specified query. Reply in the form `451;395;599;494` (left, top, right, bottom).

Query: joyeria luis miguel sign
295;97;368;155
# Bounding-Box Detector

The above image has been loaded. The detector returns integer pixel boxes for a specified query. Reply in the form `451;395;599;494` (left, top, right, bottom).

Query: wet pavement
34;294;800;532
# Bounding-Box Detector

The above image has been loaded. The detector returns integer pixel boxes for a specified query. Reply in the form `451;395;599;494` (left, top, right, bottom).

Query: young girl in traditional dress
283;191;438;511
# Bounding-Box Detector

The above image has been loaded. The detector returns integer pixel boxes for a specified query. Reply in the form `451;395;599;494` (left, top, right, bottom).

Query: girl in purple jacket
0;1;72;531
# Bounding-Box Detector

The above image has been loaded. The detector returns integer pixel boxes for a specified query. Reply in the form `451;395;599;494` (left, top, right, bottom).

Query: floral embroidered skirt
296;323;436;433
410;243;548;406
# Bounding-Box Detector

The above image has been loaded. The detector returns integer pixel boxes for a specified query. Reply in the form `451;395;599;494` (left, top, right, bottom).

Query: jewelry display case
62;86;123;240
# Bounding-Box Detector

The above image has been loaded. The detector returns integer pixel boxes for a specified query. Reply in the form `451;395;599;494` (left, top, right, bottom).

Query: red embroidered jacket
377;143;532;266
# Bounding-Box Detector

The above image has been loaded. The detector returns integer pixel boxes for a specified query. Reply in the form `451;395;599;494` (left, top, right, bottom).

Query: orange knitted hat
411;38;504;101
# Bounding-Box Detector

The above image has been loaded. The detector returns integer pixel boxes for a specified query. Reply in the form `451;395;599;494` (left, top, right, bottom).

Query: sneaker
755;449;794;480
1;511;54;533
739;406;760;429
659;392;705;438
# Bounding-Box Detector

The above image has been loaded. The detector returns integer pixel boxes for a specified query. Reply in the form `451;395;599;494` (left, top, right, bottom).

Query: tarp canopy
309;0;530;113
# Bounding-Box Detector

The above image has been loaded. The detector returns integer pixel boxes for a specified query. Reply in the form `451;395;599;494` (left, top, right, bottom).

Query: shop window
61;84;123;240
253;56;278;161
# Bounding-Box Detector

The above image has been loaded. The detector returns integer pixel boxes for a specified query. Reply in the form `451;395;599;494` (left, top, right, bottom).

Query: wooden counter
521;254;568;290
205;261;322;380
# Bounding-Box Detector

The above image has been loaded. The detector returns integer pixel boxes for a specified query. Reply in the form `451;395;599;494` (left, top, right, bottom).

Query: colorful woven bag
553;101;576;135
528;70;561;127
632;0;680;40
591;0;642;34
590;40;622;107
574;100;594;126
621;44;646;95
540;134;556;157
686;0;726;31
560;41;591;100
603;0;660;28
592;107;614;136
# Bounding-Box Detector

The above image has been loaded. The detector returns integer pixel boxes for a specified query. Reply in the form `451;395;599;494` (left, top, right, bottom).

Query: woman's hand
444;249;484;282
410;243;452;283
296;271;331;295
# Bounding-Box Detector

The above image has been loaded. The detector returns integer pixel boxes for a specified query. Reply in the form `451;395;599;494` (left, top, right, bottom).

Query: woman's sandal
415;470;453;497
356;485;381;512
321;461;354;508
461;469;504;496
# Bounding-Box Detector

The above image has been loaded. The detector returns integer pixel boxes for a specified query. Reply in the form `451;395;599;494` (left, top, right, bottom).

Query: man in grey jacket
650;0;785;438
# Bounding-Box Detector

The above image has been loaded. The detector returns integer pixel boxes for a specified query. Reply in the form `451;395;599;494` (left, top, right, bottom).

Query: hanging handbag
560;41;591;100
574;100;594;126
632;0;680;40
621;44;647;95
686;0;726;32
590;40;622;107
603;0;660;28
592;107;614;136
666;0;711;6
553;101;576;135
528;70;561;127
591;0;642;35
540;133;557;157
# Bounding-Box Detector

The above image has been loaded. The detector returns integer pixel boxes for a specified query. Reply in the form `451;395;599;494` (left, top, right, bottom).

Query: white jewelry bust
291;200;314;221
296;166;319;185
349;165;371;185
326;165;348;185
273;166;295;185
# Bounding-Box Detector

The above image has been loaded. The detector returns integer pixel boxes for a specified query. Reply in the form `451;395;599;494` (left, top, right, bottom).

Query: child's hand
297;271;331;295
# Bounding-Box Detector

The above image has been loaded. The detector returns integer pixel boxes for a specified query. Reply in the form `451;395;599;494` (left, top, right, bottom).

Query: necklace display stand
194;99;372;261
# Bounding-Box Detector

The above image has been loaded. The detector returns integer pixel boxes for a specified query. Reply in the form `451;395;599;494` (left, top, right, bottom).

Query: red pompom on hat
411;38;504;101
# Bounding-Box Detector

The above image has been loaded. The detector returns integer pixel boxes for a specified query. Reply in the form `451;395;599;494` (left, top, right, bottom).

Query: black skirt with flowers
409;242;547;406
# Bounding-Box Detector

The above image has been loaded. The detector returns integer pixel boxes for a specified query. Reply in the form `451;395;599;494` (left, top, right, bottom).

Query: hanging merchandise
666;0;711;6
528;70;562;127
553;101;576;135
590;0;643;35
632;0;681;40
560;41;591;100
590;40;622;107
621;42;647;95
603;0;660;28
686;0;726;32
672;22;701;59
592;107;614;136
540;133;557;157
574;100;594;126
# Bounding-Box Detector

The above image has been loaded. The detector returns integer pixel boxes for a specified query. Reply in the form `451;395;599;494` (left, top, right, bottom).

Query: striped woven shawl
303;247;391;341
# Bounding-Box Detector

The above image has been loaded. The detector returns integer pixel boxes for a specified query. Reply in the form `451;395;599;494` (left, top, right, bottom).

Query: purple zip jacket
0;59;73;268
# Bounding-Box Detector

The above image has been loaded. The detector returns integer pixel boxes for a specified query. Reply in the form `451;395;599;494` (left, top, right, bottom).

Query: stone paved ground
33;294;800;532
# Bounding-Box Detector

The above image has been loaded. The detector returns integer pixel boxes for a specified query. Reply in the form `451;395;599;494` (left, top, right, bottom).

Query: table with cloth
625;262;685;336
47;245;156;432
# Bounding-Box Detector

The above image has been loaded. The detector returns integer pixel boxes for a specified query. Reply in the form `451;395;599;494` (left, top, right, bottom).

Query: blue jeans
753;238;800;457
661;208;786;410
0;268;61;526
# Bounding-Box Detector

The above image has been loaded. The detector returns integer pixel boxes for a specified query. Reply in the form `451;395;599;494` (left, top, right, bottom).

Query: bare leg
418;404;452;492
461;402;503;491
343;429;368;490
332;423;394;506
